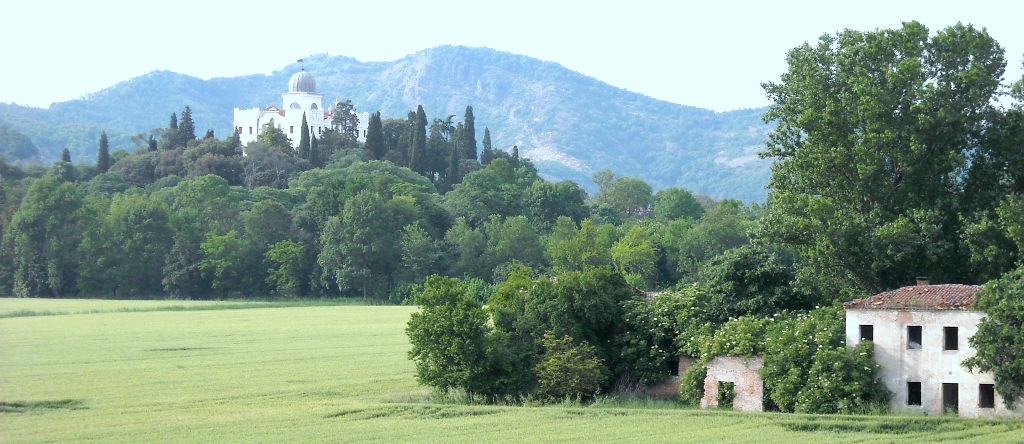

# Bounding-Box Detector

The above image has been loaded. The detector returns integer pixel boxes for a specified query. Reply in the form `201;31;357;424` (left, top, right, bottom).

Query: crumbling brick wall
643;357;695;397
699;356;764;412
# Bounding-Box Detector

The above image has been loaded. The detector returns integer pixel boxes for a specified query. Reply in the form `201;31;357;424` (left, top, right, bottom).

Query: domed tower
283;70;323;113
288;71;317;94
280;69;326;148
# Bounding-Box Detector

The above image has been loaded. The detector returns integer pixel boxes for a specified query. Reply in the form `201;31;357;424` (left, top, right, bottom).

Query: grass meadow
1;299;1021;443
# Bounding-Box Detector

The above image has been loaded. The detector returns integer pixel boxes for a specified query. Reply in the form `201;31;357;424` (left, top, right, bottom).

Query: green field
1;299;1021;443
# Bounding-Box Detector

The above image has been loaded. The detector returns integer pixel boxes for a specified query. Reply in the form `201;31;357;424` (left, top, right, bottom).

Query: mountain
0;46;773;201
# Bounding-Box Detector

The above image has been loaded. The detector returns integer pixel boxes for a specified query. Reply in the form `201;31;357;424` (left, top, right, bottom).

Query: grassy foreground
0;299;1021;443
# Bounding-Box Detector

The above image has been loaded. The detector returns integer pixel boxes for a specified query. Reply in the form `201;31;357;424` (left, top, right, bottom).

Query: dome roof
288;71;316;93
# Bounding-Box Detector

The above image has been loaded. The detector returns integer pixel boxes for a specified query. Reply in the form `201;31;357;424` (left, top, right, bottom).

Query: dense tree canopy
759;21;1010;294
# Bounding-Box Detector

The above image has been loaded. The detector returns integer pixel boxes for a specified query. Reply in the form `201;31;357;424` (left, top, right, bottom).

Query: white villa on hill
232;70;367;149
843;279;1023;418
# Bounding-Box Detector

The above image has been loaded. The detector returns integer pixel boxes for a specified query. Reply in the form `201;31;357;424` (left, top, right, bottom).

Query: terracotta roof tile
842;284;982;310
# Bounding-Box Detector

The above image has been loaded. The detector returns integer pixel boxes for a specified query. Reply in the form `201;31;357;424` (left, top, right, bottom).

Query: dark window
943;383;959;413
979;384;995;408
249;127;253;134
908;325;922;349
907;382;921;406
944;327;958;350
290;126;294;134
860;324;874;342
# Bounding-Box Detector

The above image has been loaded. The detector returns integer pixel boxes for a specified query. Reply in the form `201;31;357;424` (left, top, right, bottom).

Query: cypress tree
61;148;71;163
404;111;416;165
229;131;241;154
179;106;196;145
97;132;111;173
446;141;460;193
163;113;179;148
298;113;311;159
204;129;215;139
310;133;320;167
511;145;520;168
148;135;158;152
463;105;477;160
410;105;427;173
481;127;494;165
364;111;385;159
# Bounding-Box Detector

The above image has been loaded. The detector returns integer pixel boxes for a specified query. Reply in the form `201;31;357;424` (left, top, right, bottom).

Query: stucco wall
846;308;1023;418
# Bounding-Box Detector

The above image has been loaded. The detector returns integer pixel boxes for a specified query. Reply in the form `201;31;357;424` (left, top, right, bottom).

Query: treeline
0;100;741;301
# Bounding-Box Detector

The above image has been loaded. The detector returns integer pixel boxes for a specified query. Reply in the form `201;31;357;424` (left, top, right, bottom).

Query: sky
2;0;1022;112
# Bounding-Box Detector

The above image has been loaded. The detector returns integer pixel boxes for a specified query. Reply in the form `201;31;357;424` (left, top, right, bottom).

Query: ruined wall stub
700;356;764;412
643;357;696;397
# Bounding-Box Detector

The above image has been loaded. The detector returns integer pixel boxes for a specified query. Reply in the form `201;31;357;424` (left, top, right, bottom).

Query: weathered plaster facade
844;283;1024;418
699;356;764;412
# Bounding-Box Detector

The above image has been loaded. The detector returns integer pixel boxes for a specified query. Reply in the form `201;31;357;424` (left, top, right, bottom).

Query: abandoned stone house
843;279;1024;418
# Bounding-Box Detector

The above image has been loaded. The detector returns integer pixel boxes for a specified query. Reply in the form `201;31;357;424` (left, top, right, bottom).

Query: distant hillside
0;46;773;200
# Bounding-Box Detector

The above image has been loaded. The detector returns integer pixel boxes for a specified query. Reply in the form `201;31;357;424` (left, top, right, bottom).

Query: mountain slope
0;46;773;200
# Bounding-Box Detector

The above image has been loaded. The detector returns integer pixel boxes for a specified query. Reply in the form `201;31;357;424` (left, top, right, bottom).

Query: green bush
678;360;707;406
697;315;771;361
406;276;492;397
534;333;609;401
794;340;888;414
760;306;889;413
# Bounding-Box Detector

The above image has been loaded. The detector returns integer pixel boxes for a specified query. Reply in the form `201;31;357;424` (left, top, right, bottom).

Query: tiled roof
842;284;982;310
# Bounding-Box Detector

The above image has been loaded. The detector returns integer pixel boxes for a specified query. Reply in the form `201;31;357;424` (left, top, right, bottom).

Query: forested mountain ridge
0;46;772;200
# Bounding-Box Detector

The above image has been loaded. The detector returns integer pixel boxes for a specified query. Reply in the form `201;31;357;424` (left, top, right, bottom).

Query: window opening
907;382;922;406
860;325;874;342
943;383;958;414
717;381;735;409
908;325;922;349
944;327;958;350
979;384;995;408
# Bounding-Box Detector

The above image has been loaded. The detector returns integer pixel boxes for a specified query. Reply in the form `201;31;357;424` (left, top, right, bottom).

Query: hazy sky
3;0;1022;111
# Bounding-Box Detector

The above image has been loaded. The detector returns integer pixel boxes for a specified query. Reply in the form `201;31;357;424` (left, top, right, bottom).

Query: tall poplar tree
97;132;111;173
298;113;311;159
480;127;494;165
61;148;71;163
148;135;158;152
365;111;385;159
463;105;477;160
511;145;520;168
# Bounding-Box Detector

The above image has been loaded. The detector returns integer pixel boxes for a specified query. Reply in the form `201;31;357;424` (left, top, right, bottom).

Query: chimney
916;276;930;286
